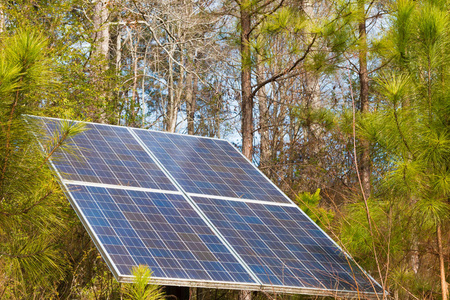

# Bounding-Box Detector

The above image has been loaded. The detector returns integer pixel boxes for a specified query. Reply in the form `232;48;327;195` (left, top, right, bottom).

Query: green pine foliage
0;30;86;298
122;265;164;300
296;189;335;230
374;0;450;225
340;0;450;296
3;0;121;123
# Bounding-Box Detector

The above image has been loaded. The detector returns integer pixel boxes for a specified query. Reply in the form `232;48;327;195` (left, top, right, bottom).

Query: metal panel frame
118;275;379;299
185;192;297;207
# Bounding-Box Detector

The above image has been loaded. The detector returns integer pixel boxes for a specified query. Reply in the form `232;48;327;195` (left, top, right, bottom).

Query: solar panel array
30;116;382;298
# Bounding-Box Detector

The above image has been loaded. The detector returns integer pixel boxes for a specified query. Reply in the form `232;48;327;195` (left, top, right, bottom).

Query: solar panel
35;118;176;190
132;129;289;203
67;184;256;284
29;116;382;298
192;196;380;293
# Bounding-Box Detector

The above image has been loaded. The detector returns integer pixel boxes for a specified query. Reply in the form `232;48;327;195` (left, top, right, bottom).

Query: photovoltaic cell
68;184;256;283
33;117;176;191
132;129;289;203
192;196;381;293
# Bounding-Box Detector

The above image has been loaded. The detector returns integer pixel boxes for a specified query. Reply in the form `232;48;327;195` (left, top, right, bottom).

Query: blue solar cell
32;117;176;191
68;184;256;283
132;129;290;203
193;196;381;293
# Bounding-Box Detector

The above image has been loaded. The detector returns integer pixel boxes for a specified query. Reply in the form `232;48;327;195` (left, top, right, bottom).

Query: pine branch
0;77;23;192
0;244;53;259
0;190;53;217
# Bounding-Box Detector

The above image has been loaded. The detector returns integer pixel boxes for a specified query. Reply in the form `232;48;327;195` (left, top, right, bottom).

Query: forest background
0;0;448;299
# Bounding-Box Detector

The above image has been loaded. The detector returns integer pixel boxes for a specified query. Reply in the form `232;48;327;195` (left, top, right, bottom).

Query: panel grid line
130;127;382;295
30;115;176;190
132;129;289;203
119;189;233;282
62;180;182;195
193;197;378;292
194;197;323;289
186;192;297;207
29;116;258;285
104;188;196;280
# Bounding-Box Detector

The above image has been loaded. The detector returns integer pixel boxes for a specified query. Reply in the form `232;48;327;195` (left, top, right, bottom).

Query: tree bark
93;0;110;123
240;0;254;267
186;69;196;135
93;0;110;61
189;286;197;300
256;54;270;173
166;49;176;132
239;290;252;300
437;224;448;300
410;198;419;274
116;24;122;72
358;0;371;198
0;6;5;34
185;37;197;135
131;40;139;126
240;3;253;160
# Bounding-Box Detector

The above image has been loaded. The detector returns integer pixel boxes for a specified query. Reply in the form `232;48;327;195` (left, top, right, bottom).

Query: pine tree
0;30;85;298
122;265;164;300
363;0;450;296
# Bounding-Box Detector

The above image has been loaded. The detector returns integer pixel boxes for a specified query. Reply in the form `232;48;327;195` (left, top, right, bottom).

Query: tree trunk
410;216;420;274
239;0;254;268
358;0;371;198
166;45;178;133
240;3;253;160
93;0;110;123
410;237;420;274
256;54;270;172
239;290;252;300
93;0;110;61
189;74;198;135
186;66;196;135
174;32;186;132
0;7;5;33
189;286;197;300
183;1;197;136
116;25;122;72
437;224;448;300
131;40;139;126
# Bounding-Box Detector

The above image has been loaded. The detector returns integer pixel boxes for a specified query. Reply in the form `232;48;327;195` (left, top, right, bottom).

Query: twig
348;64;385;293
250;33;318;98
0;190;53;216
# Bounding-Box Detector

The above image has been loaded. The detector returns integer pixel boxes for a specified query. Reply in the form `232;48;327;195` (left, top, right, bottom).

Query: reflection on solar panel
193;197;378;292
133;130;289;203
36;118;176;190
68;185;256;284
30;116;382;298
